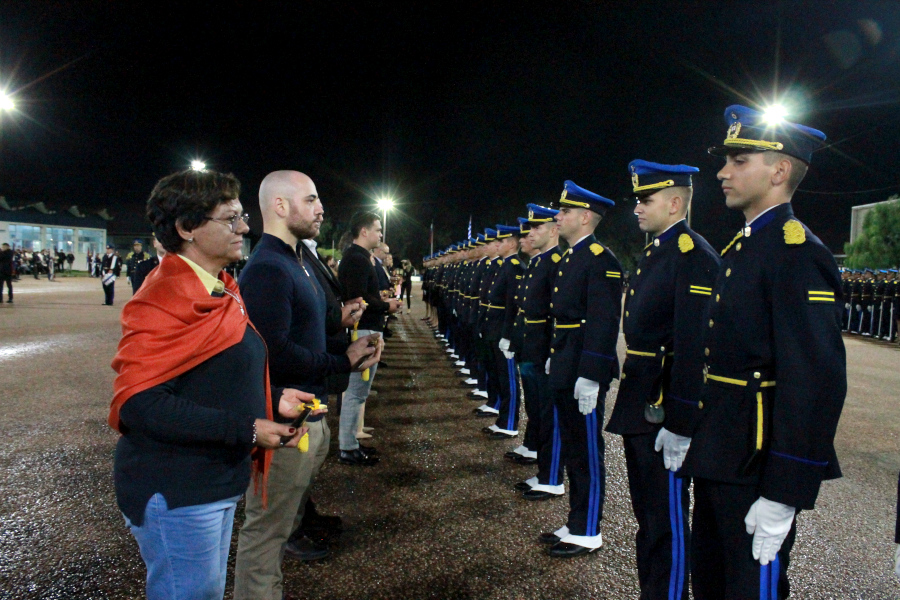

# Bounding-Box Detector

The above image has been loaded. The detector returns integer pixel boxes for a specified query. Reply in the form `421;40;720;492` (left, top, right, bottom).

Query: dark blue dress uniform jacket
606;220;721;437
510;256;530;356
482;255;524;341
477;258;502;335
549;235;623;391
520;246;562;365
682;203;846;510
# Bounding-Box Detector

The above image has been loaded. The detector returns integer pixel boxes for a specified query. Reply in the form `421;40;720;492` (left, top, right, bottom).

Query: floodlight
190;160;206;171
763;104;788;124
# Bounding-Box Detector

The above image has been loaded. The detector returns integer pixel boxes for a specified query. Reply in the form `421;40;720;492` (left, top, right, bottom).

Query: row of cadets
465;234;492;400
505;217;541;462
481;224;526;438
604;160;720;598
681;105;846;599
511;204;567;502
540;181;624;558
472;228;506;419
842;268;899;339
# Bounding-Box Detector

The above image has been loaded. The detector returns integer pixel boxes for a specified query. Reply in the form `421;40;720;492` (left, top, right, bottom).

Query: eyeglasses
204;213;250;232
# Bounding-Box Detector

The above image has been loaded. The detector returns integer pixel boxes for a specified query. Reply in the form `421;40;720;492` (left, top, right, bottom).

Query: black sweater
339;243;390;332
114;326;273;525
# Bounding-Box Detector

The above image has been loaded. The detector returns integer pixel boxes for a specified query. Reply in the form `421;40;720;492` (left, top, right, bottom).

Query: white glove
653;428;691;472
845;303;851;310
545;358;551;375
868;305;874;313
744;497;796;565
856;304;862;311
574;377;600;415
894;544;900;577
499;338;510;352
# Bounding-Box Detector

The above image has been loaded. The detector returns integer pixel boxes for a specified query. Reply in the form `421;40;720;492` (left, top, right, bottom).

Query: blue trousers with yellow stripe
554;388;605;537
623;432;689;600
691;479;796;600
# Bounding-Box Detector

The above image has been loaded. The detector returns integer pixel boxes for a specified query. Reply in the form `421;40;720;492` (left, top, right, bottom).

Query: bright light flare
0;93;15;111
190;160;206;171
377;197;395;211
763;104;788;124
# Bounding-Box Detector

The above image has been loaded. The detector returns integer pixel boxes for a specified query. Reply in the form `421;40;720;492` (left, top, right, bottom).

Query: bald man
233;171;382;600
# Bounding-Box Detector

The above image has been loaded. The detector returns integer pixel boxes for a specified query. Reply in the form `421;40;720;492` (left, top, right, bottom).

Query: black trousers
489;343;519;432
553;387;605;537
103;281;115;305
691;478;796;600
0;274;11;301
623;432;690;600
401;282;412;308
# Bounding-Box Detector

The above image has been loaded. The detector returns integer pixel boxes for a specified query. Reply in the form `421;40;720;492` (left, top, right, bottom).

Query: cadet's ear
770;157;792;188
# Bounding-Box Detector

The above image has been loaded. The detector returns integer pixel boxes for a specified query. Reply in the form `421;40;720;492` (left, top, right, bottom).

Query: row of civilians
109;169;400;600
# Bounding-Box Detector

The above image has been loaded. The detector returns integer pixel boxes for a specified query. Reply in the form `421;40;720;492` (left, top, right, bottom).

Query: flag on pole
430;220;434;255
467;215;472;239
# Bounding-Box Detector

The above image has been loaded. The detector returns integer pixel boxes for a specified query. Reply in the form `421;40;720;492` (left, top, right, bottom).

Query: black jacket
520;246;562;364
682;203;846;510
606;220;720;437
0;249;12;276
338;243;390;332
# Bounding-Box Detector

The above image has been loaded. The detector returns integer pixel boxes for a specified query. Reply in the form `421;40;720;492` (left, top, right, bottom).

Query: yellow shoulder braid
551;253;561;263
678;233;695;253
783;220;806;245
511;258;520;265
590;243;604;255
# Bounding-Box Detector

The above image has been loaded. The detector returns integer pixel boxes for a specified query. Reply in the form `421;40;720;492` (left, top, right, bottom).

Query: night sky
3;1;900;264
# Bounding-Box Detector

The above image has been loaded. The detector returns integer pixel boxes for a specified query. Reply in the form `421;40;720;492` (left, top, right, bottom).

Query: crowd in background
841;268;899;342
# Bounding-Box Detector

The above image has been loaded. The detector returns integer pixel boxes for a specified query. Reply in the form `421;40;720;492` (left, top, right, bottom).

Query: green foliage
844;200;900;269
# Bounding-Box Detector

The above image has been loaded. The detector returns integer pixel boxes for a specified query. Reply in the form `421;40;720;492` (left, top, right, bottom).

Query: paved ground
0;277;898;599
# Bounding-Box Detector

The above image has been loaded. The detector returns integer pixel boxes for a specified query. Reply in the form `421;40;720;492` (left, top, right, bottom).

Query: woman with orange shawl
110;169;313;600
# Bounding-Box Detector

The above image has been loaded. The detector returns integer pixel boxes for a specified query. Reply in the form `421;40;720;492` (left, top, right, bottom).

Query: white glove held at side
744;497;796;565
653;428;691;472
499;338;514;359
545;358;551;375
574;377;600;415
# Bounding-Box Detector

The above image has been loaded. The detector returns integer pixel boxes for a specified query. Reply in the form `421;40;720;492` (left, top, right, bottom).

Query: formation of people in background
421;104;848;600
841;268;899;342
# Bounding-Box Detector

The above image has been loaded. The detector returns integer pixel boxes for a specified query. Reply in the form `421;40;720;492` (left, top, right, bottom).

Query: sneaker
283;535;329;561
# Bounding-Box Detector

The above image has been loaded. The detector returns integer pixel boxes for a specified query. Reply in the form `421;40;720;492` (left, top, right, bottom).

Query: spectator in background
337;212;401;466
110;168;307;600
322;254;338;278
126;240;150;292
400;259;414;309
0;243;13;303
66;252;74;272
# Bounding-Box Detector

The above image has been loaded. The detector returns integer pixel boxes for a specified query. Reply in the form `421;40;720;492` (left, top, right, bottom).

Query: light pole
377;197;394;243
190;159;206;171
0;92;15;112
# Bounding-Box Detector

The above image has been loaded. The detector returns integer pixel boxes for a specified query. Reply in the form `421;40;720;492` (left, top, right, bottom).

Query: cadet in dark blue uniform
475;229;505;417
541;181;622;558
515;204;567;500
605;160;720;599
683;105;846;599
484;224;525;439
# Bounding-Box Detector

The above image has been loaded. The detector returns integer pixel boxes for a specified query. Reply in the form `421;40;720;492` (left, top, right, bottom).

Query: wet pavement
1;277;899;599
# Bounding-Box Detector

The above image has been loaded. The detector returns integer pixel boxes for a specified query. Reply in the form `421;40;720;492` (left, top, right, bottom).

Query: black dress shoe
339;449;379;466
357;443;379;457
383;329;393;338
480;426;495;434
548;542;599;558
513;455;538;465
504;451;519;461
523;489;561;501
474;410;496;418
379;360;390;368
489;431;517;440
283;535;329;561
514;481;533;492
538;532;561;545
467;391;482;399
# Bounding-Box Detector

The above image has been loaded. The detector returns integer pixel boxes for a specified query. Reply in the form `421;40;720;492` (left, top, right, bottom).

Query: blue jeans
339;329;379;451
124;493;241;600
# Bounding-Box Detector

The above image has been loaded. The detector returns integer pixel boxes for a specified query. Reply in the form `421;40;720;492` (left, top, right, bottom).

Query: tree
844;200;900;269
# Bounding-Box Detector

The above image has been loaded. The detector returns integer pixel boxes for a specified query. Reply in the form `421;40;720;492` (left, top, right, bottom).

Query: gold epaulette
678;233;694;253
783;220;806;245
590;243;604;255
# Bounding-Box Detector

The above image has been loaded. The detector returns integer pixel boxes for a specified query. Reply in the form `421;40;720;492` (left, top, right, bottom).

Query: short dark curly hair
146;169;241;253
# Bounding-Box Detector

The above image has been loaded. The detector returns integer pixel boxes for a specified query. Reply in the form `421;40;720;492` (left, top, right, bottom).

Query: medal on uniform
644;402;665;424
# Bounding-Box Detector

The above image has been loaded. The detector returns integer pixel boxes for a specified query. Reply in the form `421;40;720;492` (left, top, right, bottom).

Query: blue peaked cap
484;228;498;241
526;203;559;223
495;224;520;238
558;180;615;214
629;160;699;195
708;104;826;164
517;217;531;233
476;233;486;245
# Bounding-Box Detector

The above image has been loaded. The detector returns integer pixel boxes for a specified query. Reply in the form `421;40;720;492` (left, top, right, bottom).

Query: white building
0;198;109;269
